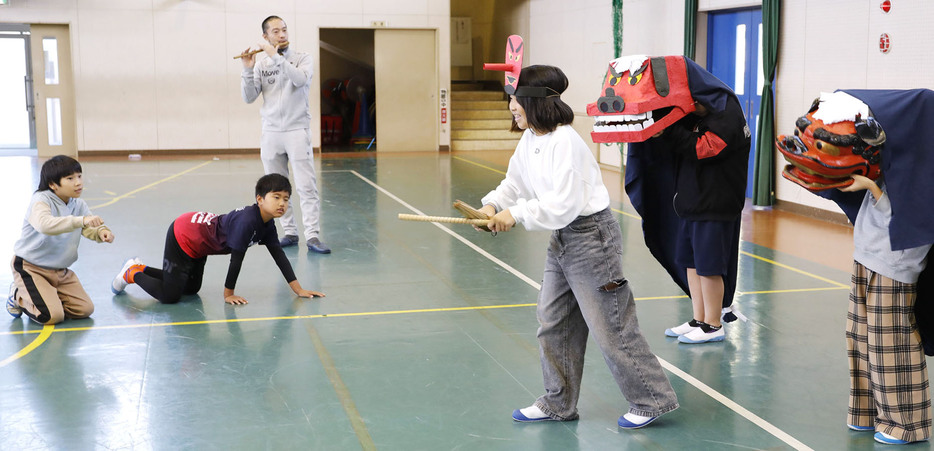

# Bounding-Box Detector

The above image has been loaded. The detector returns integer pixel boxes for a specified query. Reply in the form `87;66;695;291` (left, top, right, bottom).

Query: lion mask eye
628;73;643;85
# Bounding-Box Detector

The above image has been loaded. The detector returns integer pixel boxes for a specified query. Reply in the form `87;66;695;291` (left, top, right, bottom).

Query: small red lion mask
587;55;696;143
775;94;884;191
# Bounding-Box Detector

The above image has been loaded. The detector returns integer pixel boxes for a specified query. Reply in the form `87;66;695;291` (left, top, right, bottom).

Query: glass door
0;24;35;152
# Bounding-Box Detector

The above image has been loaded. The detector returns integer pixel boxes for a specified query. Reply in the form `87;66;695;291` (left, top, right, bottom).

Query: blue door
707;8;762;198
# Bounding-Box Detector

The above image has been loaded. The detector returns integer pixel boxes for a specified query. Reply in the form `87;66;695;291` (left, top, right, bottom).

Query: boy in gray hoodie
8;155;113;324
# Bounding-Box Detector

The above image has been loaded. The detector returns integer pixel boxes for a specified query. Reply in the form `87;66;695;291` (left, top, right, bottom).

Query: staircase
450;82;521;151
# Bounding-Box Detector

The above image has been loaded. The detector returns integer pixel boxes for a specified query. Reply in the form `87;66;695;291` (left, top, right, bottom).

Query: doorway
706;8;763;198
319;29;376;152
0;24;35;154
318;28;438;152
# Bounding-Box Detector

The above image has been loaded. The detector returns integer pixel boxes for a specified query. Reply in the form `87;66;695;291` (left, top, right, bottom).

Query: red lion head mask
587;55;696;143
775;94;885;191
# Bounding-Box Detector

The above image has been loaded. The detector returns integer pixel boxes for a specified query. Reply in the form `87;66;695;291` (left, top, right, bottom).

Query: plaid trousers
846;261;932;442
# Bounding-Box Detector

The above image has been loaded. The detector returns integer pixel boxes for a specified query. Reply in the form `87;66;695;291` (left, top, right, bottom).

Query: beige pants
10;256;94;325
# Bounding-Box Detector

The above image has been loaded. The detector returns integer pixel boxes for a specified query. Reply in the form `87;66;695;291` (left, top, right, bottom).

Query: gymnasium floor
0;151;927;450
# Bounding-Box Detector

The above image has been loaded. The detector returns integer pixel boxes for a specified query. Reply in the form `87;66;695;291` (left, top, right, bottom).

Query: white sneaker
7;282;22;319
678;325;725;344
665;320;700;337
111;258;137;294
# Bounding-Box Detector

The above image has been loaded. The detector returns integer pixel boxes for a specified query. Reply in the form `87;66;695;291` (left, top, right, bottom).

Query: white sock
520;405;549;419
623;413;653;425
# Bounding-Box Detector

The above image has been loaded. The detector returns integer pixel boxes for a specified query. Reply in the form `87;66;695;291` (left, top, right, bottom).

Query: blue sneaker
618;414;659;429
512;406;557;422
279;235;299;247
874;432;911;445
307;237;331;254
848;424;874;432
7;283;22;319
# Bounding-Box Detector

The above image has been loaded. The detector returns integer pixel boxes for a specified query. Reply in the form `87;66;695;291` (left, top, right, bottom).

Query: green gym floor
0;151;928;450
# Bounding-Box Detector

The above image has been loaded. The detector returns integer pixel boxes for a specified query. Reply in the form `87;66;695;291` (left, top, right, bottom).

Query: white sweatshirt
241;47;313;132
481;125;611;231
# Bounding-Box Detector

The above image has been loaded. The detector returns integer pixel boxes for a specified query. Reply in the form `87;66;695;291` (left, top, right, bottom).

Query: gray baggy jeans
534;208;679;420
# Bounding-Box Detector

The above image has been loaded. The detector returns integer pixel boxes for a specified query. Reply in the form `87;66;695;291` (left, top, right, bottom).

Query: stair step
452;100;507;110
452;139;520;151
451;91;504;101
452;129;520;140
451;109;512;120
450;119;513;130
452;80;503;92
451;83;486;91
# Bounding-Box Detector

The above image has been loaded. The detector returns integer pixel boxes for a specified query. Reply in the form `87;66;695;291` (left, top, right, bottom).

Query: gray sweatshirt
241;47;313;132
853;182;932;284
13;190;109;269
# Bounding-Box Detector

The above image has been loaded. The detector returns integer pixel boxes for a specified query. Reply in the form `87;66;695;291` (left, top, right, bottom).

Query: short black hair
511;65;575;134
262;16;284;34
37;155;82;192
256;173;291;197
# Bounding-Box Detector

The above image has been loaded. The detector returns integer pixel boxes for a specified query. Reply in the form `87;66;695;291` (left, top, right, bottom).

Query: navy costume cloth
624;57;745;313
818;89;934;355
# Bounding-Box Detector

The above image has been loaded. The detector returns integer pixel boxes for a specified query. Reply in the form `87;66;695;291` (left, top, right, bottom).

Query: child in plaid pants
842;174;932;445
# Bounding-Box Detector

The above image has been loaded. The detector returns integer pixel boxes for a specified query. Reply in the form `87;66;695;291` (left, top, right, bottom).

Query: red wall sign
879;33;891;53
880;1;891;13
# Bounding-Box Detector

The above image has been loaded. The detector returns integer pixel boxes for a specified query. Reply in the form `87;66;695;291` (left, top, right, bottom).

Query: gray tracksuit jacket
241;47;313;132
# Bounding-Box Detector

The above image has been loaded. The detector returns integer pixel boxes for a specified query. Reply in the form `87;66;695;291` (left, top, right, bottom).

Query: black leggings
134;221;207;304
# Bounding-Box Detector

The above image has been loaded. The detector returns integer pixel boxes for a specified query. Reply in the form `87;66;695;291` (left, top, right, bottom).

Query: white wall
775;0;934;212
7;0;932;214
527;0;684;119
0;0;450;151
526;0;685;167
528;0;934;215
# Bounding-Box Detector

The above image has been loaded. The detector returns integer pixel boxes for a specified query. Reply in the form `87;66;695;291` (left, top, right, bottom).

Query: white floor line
350;170;540;289
350;169;814;451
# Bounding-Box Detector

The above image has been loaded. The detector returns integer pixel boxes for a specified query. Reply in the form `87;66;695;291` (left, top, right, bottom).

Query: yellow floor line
91;160;214;209
303;321;376;451
0;285;849;338
1;304;540;336
637;294;690;300
452;155;506;176
740;286;848;295
612;207;641;219
740;251;849;288
0;325;54;368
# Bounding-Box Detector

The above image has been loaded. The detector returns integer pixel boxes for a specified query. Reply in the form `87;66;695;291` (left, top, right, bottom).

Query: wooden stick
233;42;289;59
397;214;489;226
